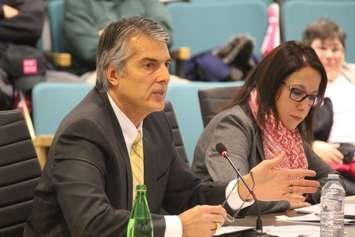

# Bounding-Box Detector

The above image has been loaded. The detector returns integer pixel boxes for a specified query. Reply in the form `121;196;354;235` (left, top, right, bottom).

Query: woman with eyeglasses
191;41;348;215
303;18;355;173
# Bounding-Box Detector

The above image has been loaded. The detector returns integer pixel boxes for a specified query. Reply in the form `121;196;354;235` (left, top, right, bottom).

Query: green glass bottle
127;184;153;237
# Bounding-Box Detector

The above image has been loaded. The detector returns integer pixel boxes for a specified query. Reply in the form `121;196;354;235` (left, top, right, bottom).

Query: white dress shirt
326;75;355;143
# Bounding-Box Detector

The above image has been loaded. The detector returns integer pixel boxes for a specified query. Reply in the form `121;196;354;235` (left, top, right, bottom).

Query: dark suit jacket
24;88;227;237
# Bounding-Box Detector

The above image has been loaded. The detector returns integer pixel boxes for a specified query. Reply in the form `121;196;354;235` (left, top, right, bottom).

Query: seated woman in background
192;41;341;215
303;18;355;170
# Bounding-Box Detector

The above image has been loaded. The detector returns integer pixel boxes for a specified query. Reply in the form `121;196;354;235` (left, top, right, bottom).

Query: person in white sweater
303;18;355;167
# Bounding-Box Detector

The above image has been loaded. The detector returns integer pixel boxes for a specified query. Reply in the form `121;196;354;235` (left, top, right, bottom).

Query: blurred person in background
303;18;355;168
303;18;355;194
0;0;44;110
63;0;173;77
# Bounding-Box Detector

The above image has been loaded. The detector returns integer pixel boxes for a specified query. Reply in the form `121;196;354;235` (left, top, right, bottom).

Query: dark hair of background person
302;18;346;48
227;41;327;143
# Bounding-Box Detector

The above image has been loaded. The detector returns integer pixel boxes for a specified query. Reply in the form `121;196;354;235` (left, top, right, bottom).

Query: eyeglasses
284;84;322;107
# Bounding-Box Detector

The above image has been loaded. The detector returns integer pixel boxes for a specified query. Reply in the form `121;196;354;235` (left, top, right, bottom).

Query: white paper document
264;224;320;237
295;203;355;217
213;226;254;236
276;213;355;225
276;213;321;224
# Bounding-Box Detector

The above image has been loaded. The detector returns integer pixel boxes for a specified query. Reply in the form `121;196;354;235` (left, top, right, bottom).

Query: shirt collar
107;93;143;152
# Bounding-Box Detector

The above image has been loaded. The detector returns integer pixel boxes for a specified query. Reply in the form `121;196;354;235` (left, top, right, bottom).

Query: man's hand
239;152;320;204
312;140;343;165
3;4;19;19
179;205;226;237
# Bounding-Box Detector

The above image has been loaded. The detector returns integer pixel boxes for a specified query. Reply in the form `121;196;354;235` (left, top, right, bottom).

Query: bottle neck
131;190;151;219
132;190;148;209
135;190;147;201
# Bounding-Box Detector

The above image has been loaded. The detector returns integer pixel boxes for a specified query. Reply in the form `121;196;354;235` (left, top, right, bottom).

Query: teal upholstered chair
166;81;243;161
31;83;190;165
32;83;93;135
32;81;243;163
46;0;74;69
167;0;268;57
47;0;65;52
282;0;355;62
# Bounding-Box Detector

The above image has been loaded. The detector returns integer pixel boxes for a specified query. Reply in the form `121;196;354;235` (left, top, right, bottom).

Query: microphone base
218;229;278;237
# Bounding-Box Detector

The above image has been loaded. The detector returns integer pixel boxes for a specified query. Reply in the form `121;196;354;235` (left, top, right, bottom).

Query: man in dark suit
24;17;320;237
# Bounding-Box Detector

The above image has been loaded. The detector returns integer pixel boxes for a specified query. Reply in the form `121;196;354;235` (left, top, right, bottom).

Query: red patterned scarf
248;89;308;169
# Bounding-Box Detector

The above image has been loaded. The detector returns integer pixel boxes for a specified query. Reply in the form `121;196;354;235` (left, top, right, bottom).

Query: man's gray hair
96;16;170;91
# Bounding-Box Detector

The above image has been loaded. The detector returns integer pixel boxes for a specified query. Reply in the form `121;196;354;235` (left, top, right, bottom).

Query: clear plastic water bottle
320;174;345;237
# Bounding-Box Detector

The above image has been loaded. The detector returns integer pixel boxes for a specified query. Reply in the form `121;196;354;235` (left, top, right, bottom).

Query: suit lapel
255;128;265;161
100;91;133;209
142;123;156;201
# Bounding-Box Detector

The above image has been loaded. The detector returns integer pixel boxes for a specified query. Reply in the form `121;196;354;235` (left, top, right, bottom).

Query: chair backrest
164;101;188;164
167;0;268;57
0;110;41;237
282;0;355;62
166;81;243;161
31;81;243;162
32;82;93;135
47;0;65;52
198;86;241;127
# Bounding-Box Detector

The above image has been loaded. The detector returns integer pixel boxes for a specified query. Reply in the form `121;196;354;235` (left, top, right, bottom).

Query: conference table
229;196;355;237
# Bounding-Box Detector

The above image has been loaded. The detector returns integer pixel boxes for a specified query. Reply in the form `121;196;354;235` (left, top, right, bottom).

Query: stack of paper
265;225;320;237
213;226;254;236
295;203;355;218
275;203;355;225
277;213;355;225
277;213;322;224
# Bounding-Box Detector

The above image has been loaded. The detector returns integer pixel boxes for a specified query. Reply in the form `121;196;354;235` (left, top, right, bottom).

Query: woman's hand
312;140;343;165
239;152;320;204
288;198;311;210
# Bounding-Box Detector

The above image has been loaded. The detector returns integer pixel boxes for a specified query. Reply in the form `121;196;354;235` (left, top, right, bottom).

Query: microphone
215;143;264;235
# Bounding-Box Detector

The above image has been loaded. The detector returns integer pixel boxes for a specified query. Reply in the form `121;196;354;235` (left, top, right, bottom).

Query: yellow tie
130;132;144;201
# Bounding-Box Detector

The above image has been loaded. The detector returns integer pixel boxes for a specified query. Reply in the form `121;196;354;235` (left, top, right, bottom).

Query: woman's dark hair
302;18;346;48
229;41;327;142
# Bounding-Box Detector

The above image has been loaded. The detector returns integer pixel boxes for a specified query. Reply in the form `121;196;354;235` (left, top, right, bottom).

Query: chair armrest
171;47;191;78
45;51;72;69
160;0;191;4
33;134;54;169
171;47;191;61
